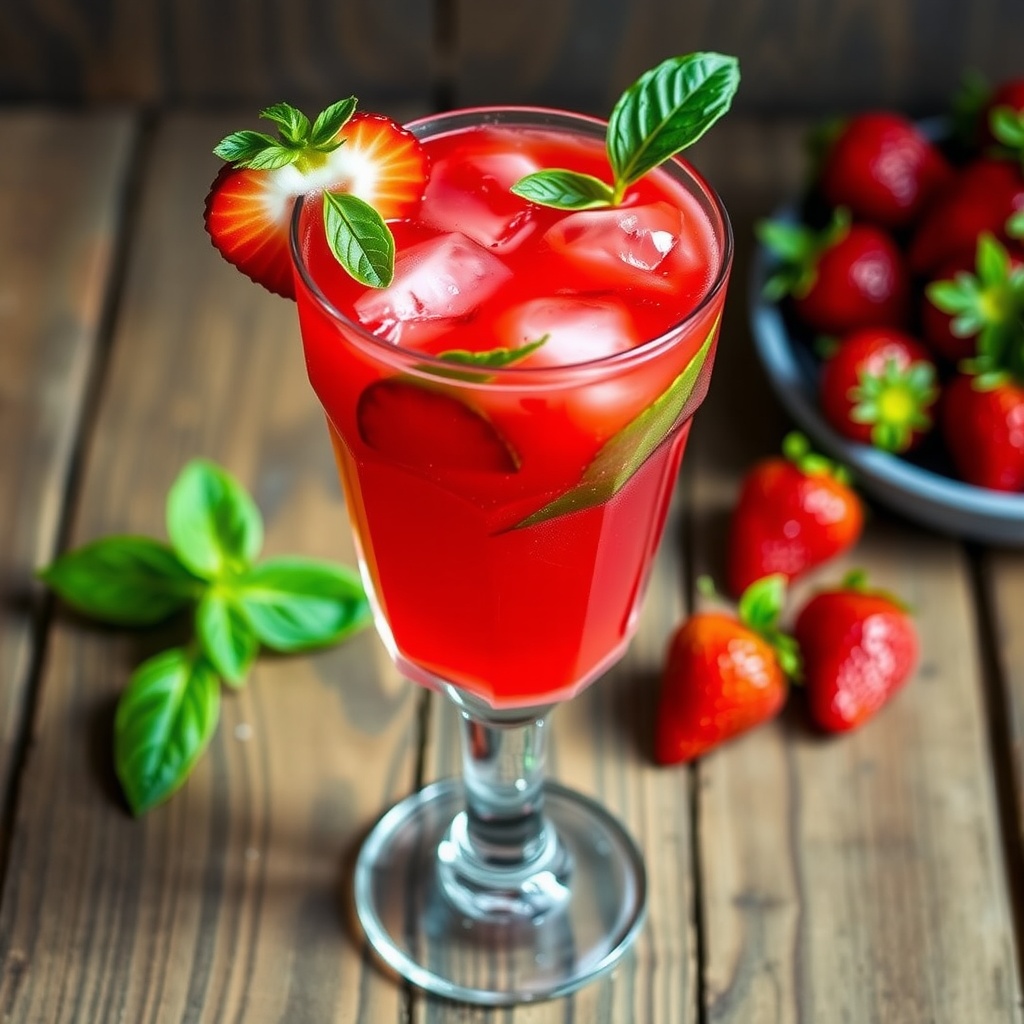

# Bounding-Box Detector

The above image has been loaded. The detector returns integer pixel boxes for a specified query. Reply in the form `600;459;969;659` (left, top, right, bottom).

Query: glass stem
437;700;572;920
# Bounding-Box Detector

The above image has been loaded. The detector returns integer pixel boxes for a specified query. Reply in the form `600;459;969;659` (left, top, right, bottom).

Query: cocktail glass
290;107;733;1005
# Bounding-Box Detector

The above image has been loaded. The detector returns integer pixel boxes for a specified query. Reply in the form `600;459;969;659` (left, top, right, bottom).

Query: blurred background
1;0;1021;115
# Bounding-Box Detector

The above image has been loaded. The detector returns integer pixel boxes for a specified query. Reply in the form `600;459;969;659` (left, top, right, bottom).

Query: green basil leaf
115;647;220;816
516;321;718;528
213;130;281;166
39;537;201;625
322;190;395;288
260;102;311;145
166;459;264;581
510;170;616;210
607;52;740;188
235;557;371;652
437;335;549;368
196;590;259;685
311;97;357;147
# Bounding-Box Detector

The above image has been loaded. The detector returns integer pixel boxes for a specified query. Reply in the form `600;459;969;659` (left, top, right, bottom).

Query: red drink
292;109;731;708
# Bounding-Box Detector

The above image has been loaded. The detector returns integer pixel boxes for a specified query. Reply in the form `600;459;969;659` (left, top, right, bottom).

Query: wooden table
2;109;1023;1023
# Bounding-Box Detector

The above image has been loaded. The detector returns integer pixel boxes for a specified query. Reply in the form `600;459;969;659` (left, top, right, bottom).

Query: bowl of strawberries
751;78;1024;545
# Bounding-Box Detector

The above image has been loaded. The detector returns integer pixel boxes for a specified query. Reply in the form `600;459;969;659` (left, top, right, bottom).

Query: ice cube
354;232;512;344
543;201;684;290
495;296;639;367
421;152;541;254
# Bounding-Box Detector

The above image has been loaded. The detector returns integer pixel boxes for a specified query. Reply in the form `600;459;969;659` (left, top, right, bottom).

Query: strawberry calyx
781;431;853;485
989;104;1024;169
837;568;912;612
847;356;938;452
927;233;1024;363
758;208;851;301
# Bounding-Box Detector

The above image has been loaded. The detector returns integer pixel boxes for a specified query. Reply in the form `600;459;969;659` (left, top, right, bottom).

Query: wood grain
0;114;420;1023
451;0;1024;114
0;111;135;824
686;120;1024;1023
0;0;435;106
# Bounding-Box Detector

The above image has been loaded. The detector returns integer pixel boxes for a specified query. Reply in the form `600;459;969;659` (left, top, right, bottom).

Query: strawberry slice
357;380;518;473
204;103;428;299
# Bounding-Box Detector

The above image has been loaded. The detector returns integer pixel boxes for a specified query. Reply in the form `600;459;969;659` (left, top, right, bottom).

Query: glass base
354;778;647;1006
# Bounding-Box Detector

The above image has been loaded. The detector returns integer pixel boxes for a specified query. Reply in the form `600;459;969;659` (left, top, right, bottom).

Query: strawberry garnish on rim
204;100;428;299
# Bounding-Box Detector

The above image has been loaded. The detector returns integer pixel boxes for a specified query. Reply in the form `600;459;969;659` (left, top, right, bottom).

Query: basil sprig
512;52;740;209
41;459;371;815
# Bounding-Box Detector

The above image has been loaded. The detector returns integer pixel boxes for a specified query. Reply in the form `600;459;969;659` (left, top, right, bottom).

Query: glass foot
353;778;647;1006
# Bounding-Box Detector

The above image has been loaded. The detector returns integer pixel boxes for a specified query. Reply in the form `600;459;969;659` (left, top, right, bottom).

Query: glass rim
289;105;735;384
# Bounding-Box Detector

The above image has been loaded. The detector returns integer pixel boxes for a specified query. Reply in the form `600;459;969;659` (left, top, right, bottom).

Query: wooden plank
686;120;1023;1023
0;113;420;1023
450;0;1024;115
0;111;135;824
983;549;1024;922
414;496;695;1023
0;0;434;107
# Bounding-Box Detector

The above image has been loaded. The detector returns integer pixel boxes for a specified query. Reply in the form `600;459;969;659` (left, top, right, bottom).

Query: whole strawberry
758;209;909;335
818;112;951;228
655;576;799;764
819;327;939;453
727;432;863;598
942;367;1024;492
922;233;1024;365
794;571;918;732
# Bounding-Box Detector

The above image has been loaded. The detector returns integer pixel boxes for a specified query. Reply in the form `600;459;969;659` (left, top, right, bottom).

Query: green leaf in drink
323;190;396;289
39;537;202;626
516;319;718;528
196;590;259;685
437;335;549;369
115;647;221;816
511;52;740;210
235;557;372;652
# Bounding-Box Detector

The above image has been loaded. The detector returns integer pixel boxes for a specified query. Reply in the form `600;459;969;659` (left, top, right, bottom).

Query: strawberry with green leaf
205;100;428;297
794;571;918;732
655;575;799;765
758;209;909;335
727;432;863;597
819;327;939;453
923;232;1024;364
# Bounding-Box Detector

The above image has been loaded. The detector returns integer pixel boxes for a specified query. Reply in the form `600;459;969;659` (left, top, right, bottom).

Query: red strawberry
908;159;1024;275
727;432;864;598
758;210;909;335
655;576;798;764
942;371;1024;491
819;327;938;453
794;571;918;732
204;102;428;298
923;233;1024;364
356;379;518;473
818;112;952;228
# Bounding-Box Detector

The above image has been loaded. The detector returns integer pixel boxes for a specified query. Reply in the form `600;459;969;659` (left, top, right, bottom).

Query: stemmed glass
290;107;733;1005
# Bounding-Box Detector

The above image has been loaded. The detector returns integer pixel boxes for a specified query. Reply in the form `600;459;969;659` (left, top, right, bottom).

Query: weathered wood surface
0;114;420;1023
687;121;1024;1023
0;111;135;826
3;1;1024;114
0;110;1023;1024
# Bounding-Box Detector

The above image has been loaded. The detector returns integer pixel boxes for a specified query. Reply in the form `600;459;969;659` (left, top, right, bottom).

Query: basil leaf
196;590;259;686
511;170;615;210
236;557;371;652
115;647;220;816
166;459;264;581
311;97;357;148
40;537;201;625
607;52;740;187
213;130;281;166
437;335;549;368
516;321;718;528
322;191;395;288
260;102;311;145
